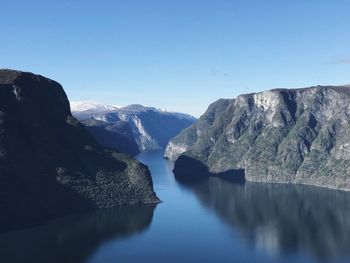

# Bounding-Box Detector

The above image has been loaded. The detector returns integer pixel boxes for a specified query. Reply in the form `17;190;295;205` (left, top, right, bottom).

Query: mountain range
71;101;196;155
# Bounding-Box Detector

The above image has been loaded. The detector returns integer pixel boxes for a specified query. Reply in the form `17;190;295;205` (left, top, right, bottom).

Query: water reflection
0;204;156;263
178;177;350;262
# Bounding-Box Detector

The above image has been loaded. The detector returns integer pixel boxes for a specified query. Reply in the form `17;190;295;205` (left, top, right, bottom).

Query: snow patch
70;101;119;112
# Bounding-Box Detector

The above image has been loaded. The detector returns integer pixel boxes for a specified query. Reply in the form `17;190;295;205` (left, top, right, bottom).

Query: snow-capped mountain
119;104;197;122
71;101;196;153
70;101;120;112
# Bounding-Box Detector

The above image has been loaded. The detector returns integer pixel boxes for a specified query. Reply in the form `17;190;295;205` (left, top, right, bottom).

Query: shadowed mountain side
130;109;196;149
178;177;350;262
0;204;156;263
0;70;158;231
81;119;139;156
173;154;245;183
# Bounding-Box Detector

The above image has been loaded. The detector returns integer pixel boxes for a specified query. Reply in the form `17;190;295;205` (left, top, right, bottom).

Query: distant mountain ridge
71;101;196;153
71;101;196;121
70;101;119;112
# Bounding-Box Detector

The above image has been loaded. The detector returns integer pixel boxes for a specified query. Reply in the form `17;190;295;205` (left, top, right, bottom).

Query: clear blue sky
1;0;350;117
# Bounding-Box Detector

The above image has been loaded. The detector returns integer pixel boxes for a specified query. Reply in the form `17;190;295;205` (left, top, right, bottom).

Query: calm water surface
1;150;350;263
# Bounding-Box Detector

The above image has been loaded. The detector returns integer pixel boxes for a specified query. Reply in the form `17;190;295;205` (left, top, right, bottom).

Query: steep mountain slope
81;118;139;156
0;70;158;231
166;86;350;190
72;102;196;152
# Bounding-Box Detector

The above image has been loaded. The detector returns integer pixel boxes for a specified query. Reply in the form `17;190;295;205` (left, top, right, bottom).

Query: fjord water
1;150;350;263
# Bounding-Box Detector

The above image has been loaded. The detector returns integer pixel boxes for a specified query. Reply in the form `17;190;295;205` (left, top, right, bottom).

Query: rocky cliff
0;70;158;231
166;85;350;190
72;102;196;152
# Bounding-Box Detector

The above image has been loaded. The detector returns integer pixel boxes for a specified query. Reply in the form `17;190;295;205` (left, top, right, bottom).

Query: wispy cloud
334;58;350;64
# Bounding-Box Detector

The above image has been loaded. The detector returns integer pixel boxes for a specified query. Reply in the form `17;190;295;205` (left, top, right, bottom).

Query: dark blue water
1;150;350;263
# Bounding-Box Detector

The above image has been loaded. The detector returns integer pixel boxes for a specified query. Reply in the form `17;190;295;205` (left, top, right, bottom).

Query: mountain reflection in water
2;150;350;263
0;204;156;263
178;177;350;262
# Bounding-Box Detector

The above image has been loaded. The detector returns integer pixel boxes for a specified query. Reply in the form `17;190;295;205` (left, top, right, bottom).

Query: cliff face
0;70;158;231
166;86;350;190
72;103;196;152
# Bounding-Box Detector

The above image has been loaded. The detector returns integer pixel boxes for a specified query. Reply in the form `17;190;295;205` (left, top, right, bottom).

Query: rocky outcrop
166;85;350;190
0;70;158;231
72;102;196;152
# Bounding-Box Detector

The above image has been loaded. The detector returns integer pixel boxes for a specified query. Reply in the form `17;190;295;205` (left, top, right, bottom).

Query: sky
1;0;350;117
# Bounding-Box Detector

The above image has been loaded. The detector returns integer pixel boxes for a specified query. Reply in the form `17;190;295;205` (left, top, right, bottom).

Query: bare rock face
0;70;159;231
166;86;350;190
